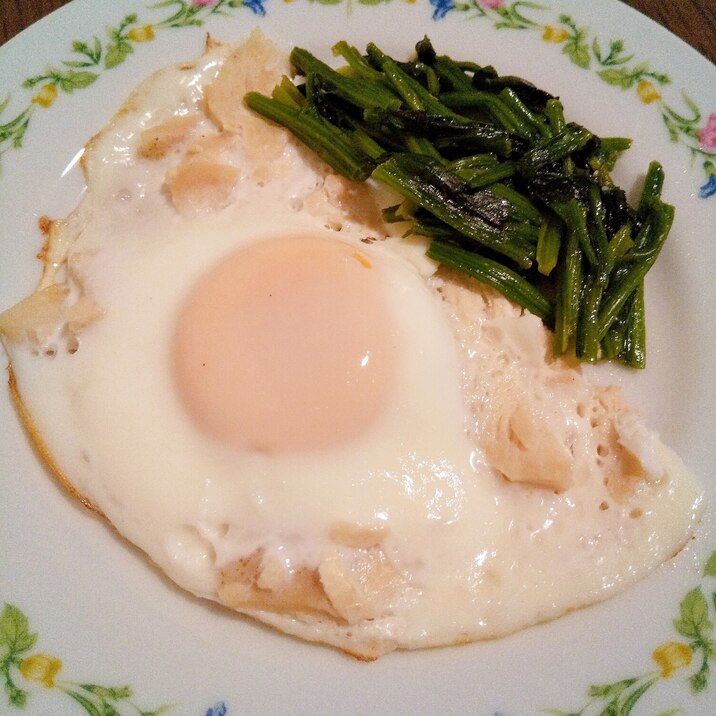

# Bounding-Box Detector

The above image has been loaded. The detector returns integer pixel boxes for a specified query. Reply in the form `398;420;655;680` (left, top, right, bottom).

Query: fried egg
0;32;702;659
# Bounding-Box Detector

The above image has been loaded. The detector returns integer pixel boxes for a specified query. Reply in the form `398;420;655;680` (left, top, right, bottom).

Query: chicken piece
138;114;200;160
204;30;289;164
589;386;655;502
319;547;405;623
205;30;289;134
217;550;339;619
485;399;574;491
166;160;239;215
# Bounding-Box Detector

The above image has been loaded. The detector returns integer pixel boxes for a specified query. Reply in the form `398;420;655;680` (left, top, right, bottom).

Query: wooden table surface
1;0;715;63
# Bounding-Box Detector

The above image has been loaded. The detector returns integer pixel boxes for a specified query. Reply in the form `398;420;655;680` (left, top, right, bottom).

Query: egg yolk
172;235;397;453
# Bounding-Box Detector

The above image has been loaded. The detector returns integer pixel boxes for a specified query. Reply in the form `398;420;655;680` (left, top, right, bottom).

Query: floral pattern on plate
0;599;230;714
0;0;713;194
546;549;716;715
0;603;169;714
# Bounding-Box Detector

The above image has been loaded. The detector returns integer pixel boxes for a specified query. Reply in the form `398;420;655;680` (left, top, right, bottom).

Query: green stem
244;92;375;181
427;240;553;320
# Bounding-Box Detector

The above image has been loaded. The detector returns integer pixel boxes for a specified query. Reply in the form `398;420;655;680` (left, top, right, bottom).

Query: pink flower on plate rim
698;112;716;151
479;0;504;7
193;0;218;6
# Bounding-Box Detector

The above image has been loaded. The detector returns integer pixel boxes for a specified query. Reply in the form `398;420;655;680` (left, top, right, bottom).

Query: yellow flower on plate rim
542;25;569;43
128;24;155;43
637;79;662;104
19;653;63;688
31;83;58;108
652;641;693;678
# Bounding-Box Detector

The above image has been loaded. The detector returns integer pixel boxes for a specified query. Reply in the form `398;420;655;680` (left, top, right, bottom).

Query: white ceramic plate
1;1;715;714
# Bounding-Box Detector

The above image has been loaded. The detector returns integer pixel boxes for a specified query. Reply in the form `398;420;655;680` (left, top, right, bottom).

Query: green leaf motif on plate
592;37;633;67
672;586;716;693
22;69;98;92
0;603;173;714
0;605;37;655
674;586;713;639
487;2;544;31
0;604;37;707
547;674;661;716
64;37;104;68
556;14;591;68
104;14;141;69
704;550;716;577
597;65;669;90
548;549;716;713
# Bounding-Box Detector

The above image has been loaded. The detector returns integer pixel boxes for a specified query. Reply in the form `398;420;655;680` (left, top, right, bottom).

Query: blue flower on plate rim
429;0;455;21
699;172;716;198
205;702;228;716
242;0;266;17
